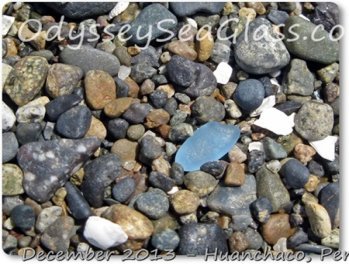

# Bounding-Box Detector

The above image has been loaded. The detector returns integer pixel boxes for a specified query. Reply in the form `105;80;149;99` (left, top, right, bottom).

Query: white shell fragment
118;65;131;80
310;136;338;161
83;216;128;250
250;95;276;117
254;107;295;136
248;142;264;152
108;2;129;20
185;17;198;29
213;62;232;85
2;15;15;36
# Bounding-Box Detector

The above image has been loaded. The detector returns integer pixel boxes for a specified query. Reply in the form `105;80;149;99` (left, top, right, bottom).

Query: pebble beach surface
2;1;340;257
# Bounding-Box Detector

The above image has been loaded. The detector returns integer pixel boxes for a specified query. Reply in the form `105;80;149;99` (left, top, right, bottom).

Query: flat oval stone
175;121;240;171
65;182;92;221
45;94;82;122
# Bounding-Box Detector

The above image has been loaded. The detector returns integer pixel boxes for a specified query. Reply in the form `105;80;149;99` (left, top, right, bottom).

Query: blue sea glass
175;121;241;171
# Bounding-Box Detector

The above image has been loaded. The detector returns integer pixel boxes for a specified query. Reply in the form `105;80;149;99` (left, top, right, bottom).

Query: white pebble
108;2;129;20
185;17;198;29
248;142;264;152
2;102;16;131
254;107;295;136
250;95;276;117
83;216;128;250
2;15;15;36
213;62;232;85
309;136;338;162
167;186;179;195
118;65;131;80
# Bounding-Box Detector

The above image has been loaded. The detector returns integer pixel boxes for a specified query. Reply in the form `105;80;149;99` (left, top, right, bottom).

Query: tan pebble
262;214;296;244
246;2;266;15
294;143;316;164
171;190;200;215
145;109;170;128
127;46;141;56
229;232;249;252
217;215;231;229
321;228;339;249
304;175;320;192
157;84;175;98
85;116;107;140
157;124;171;139
305;202;332;238
168;40;197;61
239;7;256;21
111;139;138;162
229;145;247;163
124;77;140;98
196;29;214;62
4;38;18;56
71;168;85;186
224;162;245;187
302;192;318;205
152;156;171;176
104;97;134;118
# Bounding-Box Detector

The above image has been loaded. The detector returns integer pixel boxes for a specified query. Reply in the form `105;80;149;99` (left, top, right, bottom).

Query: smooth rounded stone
102;204;154;240
56;105;92;139
211;42;231;64
321;228;339;249
45;2;115;19
167;40;197;61
170;111;188;126
149;90;168;109
262;214;296;245
284;16;339;64
200;161;226;178
104;98;134;118
169;123;193;143
84;70;116;110
45;94;82;122
85;116;107;140
248;150;265;173
166;55;196;87
151;229;180;251
2;63;13;88
140;79;155;95
312;2;339;31
84;216;128;250
114;46;131;67
145;109;170;128
305;202;332;239
149;171;175;192
192;96;225;124
234;18;290;75
35;206;62;233
30;49;54;61
18;137;100;202
262;137;287;161
280;159;310;189
15;104;46;124
3;196;24;216
287;229;309;249
3;234;17;253
233;79;265;113
41;216;75;253
170;2;225;17
130;63;157;84
4;56;49;106
274;100;302;115
139;135;163;162
176;122;240;171
127;124;145;141
2;102;16;131
135;191;169;220
171;190;200;215
178;223;228;255
267;10;289;24
229;231;249;252
60;46;120;76
81;154;121;208
112;177;136;203
131;46;161;68
196;29;214;62
174;93;191;105
123;103;152;124
166;142;177;157
2;164;24;195
250;197;273;224
2;132;19;163
317;63;339;84
256;166;290;212
127;4;178;45
108;118;129;140
111;139;138;163
45;63;83;98
319;183;339;228
11;205;35;231
184;171;218;197
308;160;325;177
65;182;92;221
18;236;32;248
16;123;42;145
244;228;264;250
170;162;184;185
294;101;334;141
118;65;131;80
285;59;315;96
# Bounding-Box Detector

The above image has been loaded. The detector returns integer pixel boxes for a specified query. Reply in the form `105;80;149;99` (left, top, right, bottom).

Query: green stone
2;164;24;196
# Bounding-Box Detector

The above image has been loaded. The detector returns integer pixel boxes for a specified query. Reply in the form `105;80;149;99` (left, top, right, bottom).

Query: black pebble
112;177;136;203
279;159;310;189
11;205;35;232
149;171;175;192
16;123;43;145
45;94;82;122
108;118;129;140
65;182;92;221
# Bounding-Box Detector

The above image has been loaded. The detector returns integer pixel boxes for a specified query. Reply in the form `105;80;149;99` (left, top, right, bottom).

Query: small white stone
167;186;179;195
118;65;131;80
2;15;15;36
248;142;264;152
185;17;198;29
224;99;242;119
108;2;129;20
254;107;295;136
309;135;338;161
2;102;16;131
269;70;281;78
83;216;128;250
250;95;276;117
213;62;232;85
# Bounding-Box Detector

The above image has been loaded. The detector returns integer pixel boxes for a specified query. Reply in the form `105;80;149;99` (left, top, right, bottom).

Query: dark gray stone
114;78;129;98
65;182;92;221
275;101;302;115
192;97;225;124
56;105;92;139
166;55;197;87
16;123;42;145
248;150;265;173
234;18;290;74
45;94;82;122
287;229;308;249
164;98;178;116
178;223;228;255
170;3;225;17
313;2;339;32
285;59;315;96
60;45;120;76
267;10;289;25
3;196;24;216
149;90;168;109
139;135;163;162
308;160;325;177
81;154;121;207
17;138;100;202
280;159;310;189
200;161;226;178
250;197;273;223
11;205;35;231
135;191;169;219
2;132;19;163
151;229;180;251
149;171;175;192
170;162;184;185
112;177;136;203
319;182;339;228
263;137;287;160
131;47;161;68
130;62;157;84
244;228;264;250
234;79;265;113
123;103;152;124
108;118;129;140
